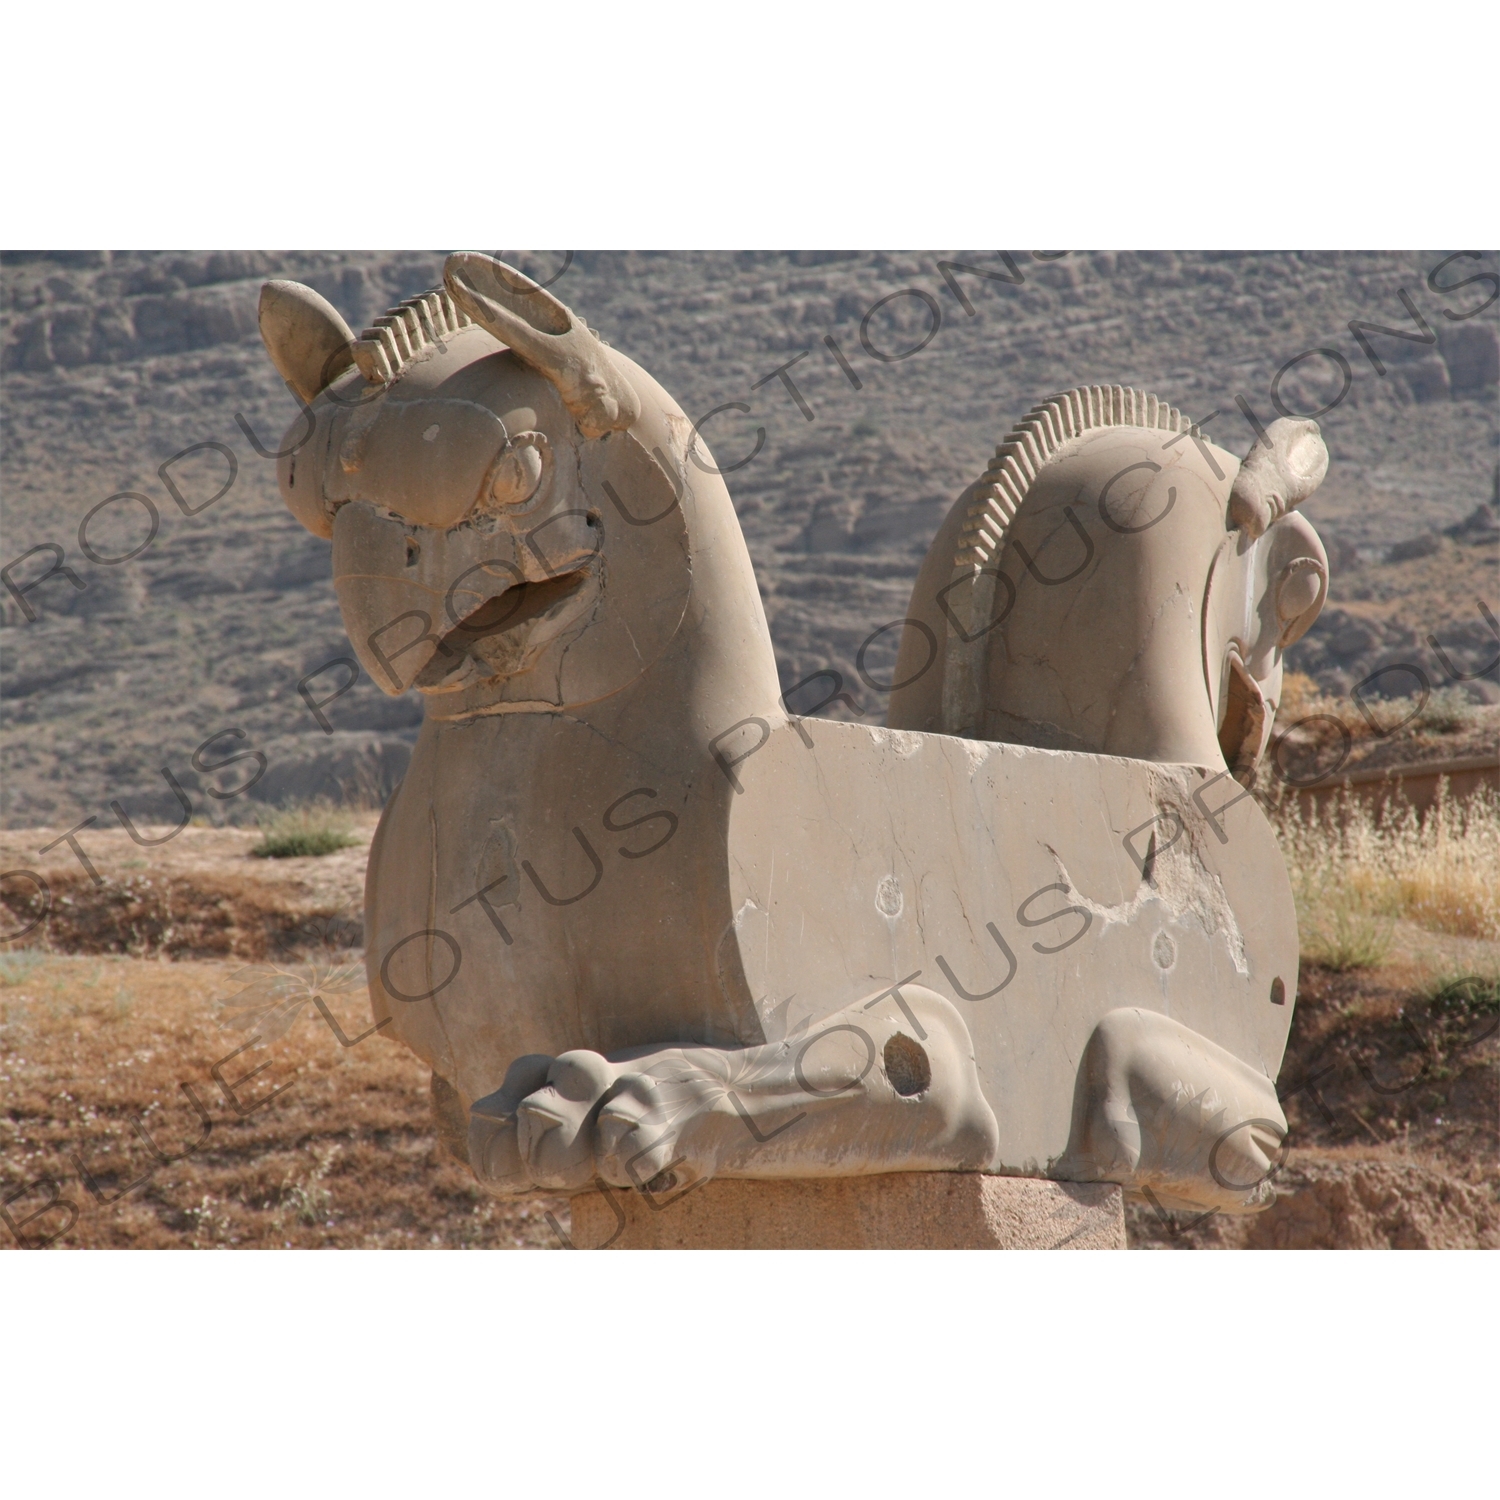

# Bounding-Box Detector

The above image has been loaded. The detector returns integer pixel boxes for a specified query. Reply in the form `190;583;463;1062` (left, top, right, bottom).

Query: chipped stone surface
728;723;1297;1179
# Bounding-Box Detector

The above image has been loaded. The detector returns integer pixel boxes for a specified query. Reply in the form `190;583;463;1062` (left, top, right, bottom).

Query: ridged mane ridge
351;287;474;386
954;386;1212;568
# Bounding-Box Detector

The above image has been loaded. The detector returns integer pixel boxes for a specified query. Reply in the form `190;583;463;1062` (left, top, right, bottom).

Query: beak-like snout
333;502;526;694
332;500;602;696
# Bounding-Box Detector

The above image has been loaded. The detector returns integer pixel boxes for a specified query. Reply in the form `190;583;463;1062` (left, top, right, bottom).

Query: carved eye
1275;557;1327;646
486;432;550;511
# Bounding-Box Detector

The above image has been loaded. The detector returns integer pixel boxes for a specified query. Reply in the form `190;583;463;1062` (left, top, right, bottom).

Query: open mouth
420;567;592;685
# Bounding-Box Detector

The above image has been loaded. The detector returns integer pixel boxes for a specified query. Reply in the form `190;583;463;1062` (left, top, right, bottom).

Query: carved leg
468;986;999;1196
1054;1008;1289;1214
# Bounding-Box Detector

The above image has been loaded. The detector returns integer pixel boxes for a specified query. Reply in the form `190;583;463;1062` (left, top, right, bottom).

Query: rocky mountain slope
2;250;1496;827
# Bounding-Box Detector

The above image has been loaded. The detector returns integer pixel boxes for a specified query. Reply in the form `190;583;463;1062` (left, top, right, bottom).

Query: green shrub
250;805;359;860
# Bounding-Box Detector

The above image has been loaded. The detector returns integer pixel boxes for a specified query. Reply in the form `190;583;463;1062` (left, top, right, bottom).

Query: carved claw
510;1050;617;1191
593;1063;728;1190
468;1052;560;1195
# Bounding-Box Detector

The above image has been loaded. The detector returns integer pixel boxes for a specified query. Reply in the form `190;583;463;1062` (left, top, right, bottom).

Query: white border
1;1251;1493;1493
4;3;1495;246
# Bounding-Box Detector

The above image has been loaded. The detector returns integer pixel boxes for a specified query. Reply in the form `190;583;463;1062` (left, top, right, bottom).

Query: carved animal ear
258;281;357;404
443;253;641;439
1268;510;1330;648
1228;417;1329;539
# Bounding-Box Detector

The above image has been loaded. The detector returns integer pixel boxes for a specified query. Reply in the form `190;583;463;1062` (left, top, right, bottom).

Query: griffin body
259;257;1330;1212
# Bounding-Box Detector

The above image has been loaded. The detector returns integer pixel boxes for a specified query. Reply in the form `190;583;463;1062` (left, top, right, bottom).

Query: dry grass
1276;784;1500;969
0;953;564;1249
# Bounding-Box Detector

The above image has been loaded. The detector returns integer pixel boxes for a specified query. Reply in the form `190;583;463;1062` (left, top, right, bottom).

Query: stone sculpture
257;255;1330;1230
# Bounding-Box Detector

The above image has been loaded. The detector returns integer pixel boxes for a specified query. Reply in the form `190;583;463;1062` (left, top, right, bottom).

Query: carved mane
349;286;474;386
928;387;1220;741
953;385;1213;571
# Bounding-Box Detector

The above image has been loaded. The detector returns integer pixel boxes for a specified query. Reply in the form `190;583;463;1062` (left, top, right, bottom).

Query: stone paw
1055;1008;1289;1214
468;1050;613;1194
467;985;1000;1198
469;1048;724;1195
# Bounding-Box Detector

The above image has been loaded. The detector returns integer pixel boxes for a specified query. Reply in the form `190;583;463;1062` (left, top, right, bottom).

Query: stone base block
569;1173;1125;1249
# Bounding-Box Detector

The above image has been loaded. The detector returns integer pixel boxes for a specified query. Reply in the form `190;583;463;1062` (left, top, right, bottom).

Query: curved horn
259;281;356;404
443;253;641;439
1229;417;1329;539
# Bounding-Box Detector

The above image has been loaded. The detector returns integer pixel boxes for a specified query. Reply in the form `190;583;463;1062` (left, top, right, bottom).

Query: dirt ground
0;824;570;1249
0;951;567;1249
1128;948;1499;1249
2;826;1495;1250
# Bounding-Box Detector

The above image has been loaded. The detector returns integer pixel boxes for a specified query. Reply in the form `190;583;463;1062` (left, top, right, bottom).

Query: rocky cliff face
2;250;1496;827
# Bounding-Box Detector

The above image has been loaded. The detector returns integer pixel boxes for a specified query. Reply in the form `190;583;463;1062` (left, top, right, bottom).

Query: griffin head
258;254;686;718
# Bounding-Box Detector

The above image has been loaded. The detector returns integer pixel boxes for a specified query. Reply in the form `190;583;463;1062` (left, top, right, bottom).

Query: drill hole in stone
1270;977;1286;1006
883;1032;931;1097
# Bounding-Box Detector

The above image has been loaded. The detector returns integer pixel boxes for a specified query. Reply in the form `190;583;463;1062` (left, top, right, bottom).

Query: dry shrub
1276;671;1321;724
1274;677;1477;747
1276;783;1500;966
1;866;362;961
